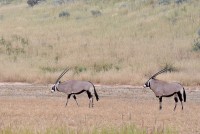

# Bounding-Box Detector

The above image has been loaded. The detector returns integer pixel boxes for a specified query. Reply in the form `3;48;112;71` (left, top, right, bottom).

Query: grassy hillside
0;0;200;85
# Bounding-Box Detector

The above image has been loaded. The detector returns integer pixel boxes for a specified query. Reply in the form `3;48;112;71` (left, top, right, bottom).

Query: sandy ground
0;83;200;133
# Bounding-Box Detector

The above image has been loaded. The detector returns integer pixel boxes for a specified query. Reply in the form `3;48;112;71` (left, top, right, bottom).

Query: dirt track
0;83;199;100
0;83;200;133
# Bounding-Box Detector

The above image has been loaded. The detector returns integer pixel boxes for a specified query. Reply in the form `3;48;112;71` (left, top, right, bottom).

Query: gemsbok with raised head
143;68;186;111
51;68;99;108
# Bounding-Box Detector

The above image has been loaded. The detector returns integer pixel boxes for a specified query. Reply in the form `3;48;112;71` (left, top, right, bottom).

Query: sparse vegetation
0;125;148;134
0;2;199;134
0;125;178;134
162;63;177;72
192;37;200;51
74;65;87;74
0;35;28;62
159;0;188;5
0;85;186;134
93;63;114;72
27;0;45;7
0;0;200;85
59;11;70;18
90;10;101;17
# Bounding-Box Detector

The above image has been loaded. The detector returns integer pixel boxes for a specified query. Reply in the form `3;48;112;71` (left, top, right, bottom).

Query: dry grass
0;94;199;133
0;84;200;133
0;0;200;85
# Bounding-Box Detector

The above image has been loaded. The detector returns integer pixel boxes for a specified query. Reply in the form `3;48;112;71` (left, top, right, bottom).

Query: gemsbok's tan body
144;68;186;111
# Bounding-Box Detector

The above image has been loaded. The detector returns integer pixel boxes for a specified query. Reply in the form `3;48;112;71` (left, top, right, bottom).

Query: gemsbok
51;68;99;108
143;68;186;111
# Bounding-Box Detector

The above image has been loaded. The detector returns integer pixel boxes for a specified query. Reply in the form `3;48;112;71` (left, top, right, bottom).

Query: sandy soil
0;83;200;133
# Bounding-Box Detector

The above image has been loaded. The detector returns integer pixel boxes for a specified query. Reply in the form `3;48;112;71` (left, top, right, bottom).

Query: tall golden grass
0;0;200;85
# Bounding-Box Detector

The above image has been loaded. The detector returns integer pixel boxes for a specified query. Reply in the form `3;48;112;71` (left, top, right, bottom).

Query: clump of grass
59;11;70;18
0;127;35;134
44;127;75;134
162;63;177;72
74;66;87;74
0;124;177;134
40;66;59;73
93;63;113;72
0;36;12;55
192;37;200;51
90;10;102;17
93;63;120;72
12;34;29;47
0;35;28;56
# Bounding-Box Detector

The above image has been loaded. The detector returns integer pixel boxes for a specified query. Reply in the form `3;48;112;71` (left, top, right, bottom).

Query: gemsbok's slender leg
73;95;79;107
174;95;178;111
159;97;162;110
177;91;184;110
66;94;71;107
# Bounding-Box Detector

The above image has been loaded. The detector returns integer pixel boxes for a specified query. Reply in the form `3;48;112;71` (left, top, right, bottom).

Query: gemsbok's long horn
55;68;70;83
150;68;168;79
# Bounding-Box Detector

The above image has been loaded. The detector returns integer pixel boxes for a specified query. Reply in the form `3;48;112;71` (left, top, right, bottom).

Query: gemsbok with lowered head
51;68;99;108
143;68;186;111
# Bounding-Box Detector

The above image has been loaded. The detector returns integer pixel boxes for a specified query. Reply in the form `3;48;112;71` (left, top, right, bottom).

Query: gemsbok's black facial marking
144;79;151;88
149;81;151;89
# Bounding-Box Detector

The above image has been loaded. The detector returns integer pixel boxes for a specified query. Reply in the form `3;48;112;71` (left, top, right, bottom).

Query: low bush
159;0;187;5
27;0;45;7
192;38;200;51
91;10;101;17
74;66;87;74
59;11;70;18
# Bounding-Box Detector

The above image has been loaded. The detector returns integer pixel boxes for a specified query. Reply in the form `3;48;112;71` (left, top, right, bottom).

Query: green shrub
91;10;101;17
93;63;113;72
40;66;58;73
93;63;120;72
59;11;70;18
162;63;177;72
159;0;187;5
192;38;200;51
74;66;87;74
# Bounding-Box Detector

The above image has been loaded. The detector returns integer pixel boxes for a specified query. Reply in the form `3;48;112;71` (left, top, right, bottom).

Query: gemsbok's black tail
89;81;99;101
94;86;99;101
183;88;186;102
